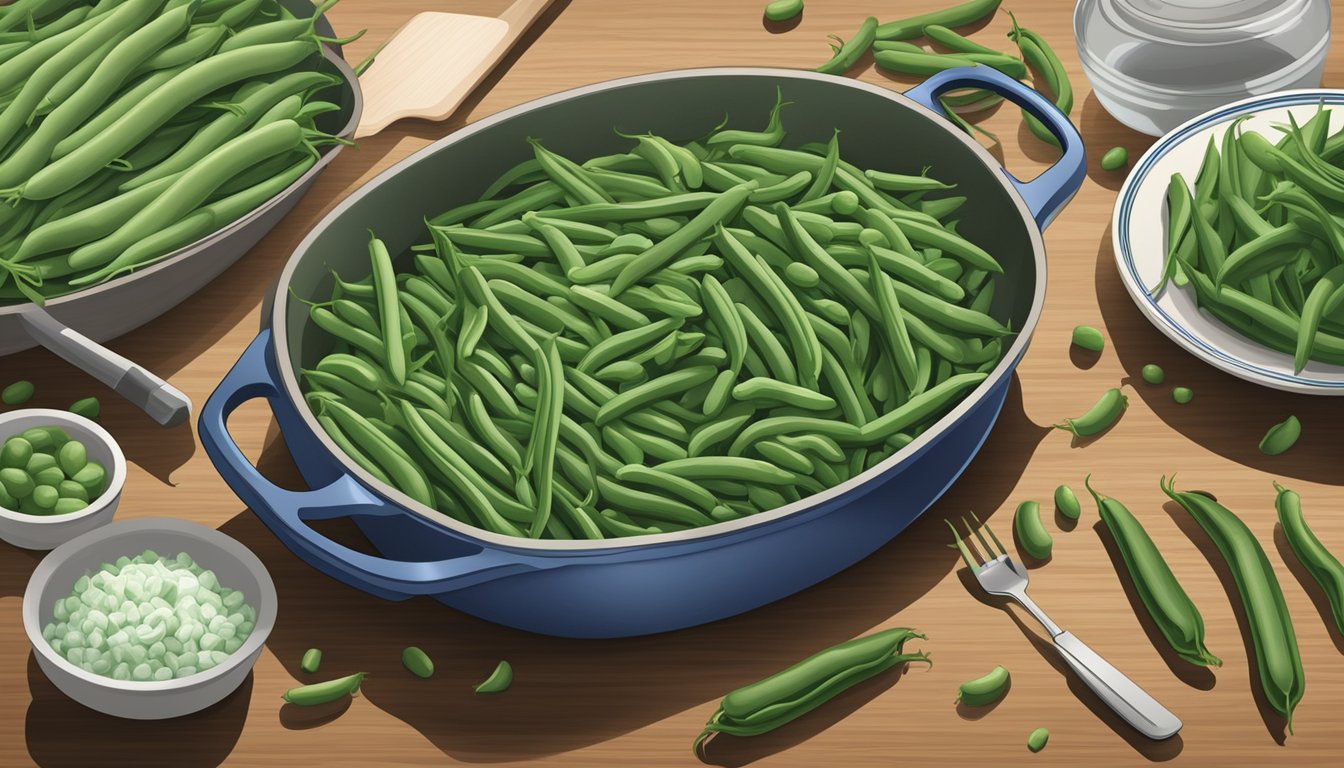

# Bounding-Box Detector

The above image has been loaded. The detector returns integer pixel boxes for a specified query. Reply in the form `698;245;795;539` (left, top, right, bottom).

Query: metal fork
949;515;1182;740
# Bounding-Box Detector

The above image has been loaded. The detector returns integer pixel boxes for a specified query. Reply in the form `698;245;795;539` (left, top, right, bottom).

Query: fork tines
947;512;1008;573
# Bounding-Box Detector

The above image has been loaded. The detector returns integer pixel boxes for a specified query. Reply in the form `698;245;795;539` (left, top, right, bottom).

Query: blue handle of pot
904;66;1085;230
198;331;541;597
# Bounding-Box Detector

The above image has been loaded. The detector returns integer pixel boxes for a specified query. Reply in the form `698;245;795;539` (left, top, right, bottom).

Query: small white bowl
0;409;126;550
1113;89;1344;394
23;517;278;719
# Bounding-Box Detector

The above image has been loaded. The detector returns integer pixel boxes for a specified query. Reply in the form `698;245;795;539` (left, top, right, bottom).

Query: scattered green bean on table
695;628;928;759
1259;416;1300;456
1089;477;1220;667
1162;477;1304;731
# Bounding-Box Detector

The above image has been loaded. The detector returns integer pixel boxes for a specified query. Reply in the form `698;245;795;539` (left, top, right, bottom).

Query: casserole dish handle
904;66;1085;230
199;331;545;598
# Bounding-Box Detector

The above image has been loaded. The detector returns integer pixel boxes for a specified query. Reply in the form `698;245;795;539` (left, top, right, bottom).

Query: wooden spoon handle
354;0;557;139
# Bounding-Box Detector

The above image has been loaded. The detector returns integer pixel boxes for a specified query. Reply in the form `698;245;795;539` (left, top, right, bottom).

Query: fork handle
1052;632;1182;740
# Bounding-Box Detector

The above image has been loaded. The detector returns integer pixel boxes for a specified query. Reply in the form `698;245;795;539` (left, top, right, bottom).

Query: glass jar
1074;0;1331;136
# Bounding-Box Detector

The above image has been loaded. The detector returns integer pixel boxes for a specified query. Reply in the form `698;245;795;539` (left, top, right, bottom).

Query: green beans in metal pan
0;0;353;307
301;96;1008;540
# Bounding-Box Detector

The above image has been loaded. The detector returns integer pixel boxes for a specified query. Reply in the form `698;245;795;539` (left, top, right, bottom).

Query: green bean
815;16;877;76
923;23;999;55
716;225;820;383
530;137;613;205
1027;727;1050;753
856;372;986;443
65;119;307;281
362;233;407;385
695;628;928;757
1007;13;1071;148
615;464;717;512
1012;500;1052;559
1276;483;1344;639
595;367;716;427
1258;415;1300;456
321;400;434;507
2;379;33;405
300;648;322;674
764;0;804;22
732;377;835;411
14;41;318;201
1071;325;1104;352
875;0;1002;40
1088;478;1220;667
474;661;513;693
873;48;1026;79
610;182;754;295
1055;387;1127;438
282;672;367;706
1054;484;1080;520
957;665;1010;706
1162;477;1304;731
0;0;190;188
1101;146;1129;171
399;646;434;679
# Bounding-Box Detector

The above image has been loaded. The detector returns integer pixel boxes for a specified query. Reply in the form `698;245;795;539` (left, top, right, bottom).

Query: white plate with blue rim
1113;89;1344;395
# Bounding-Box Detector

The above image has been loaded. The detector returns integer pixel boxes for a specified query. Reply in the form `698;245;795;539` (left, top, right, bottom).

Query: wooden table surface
5;1;1344;765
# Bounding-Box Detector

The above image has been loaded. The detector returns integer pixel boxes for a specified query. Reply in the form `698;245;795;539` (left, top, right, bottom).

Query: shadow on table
1163;501;1289;745
1093;226;1344;486
0;542;43;598
24;654;251;768
955;569;1185;762
208;376;1045;763
1079;92;1156;192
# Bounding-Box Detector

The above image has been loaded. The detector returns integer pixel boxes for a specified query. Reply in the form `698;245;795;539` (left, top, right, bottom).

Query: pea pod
1162;477;1304;731
695;628;928;758
1276;483;1344;639
1055;387;1127;438
282;672;367;706
1089;478;1220;667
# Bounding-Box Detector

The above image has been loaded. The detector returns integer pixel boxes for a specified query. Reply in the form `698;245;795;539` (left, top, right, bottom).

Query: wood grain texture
5;1;1344;765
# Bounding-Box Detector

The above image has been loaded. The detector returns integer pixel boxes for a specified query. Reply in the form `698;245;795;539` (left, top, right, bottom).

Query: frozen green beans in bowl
299;94;1014;541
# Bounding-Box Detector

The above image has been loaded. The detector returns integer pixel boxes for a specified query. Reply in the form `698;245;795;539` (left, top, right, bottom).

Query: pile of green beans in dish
1155;107;1344;373
301;94;1011;540
0;0;354;306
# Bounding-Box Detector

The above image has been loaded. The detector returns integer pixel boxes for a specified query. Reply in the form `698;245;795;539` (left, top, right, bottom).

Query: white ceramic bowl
23;517;278;719
0;409;125;549
1113;89;1344;394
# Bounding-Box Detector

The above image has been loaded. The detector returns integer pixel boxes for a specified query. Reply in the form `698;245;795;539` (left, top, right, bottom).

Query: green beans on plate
0;0;352;306
1276;482;1344;638
1163;476;1304;731
694;628;928;758
1089;477;1220;667
1153;106;1344;373
300;95;1010;540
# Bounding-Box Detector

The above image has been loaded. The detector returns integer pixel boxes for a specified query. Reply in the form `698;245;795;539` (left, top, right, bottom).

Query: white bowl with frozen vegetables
23;517;277;719
1114;90;1344;394
0;409;123;550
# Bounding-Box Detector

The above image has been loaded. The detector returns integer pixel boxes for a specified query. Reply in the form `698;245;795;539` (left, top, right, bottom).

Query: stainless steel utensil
950;515;1182;740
